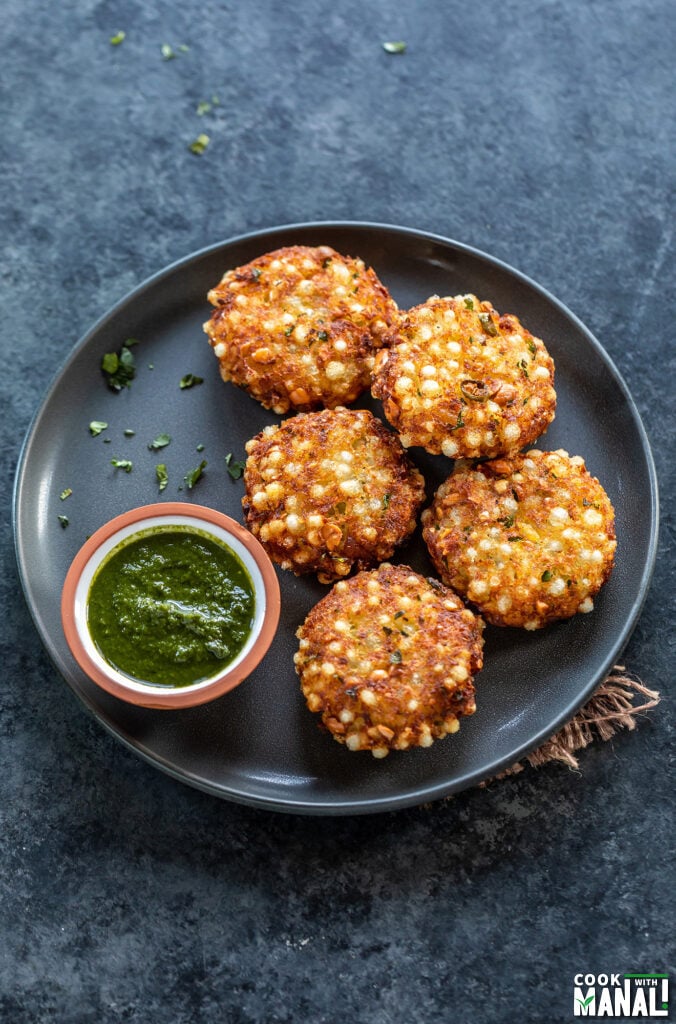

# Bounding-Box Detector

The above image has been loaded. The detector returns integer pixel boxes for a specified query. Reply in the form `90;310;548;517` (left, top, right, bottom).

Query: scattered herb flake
284;325;294;336
124;429;135;437
148;433;171;451
518;359;529;377
382;493;391;509
382;626;393;635
382;41;406;53
161;43;176;60
251;268;262;281
196;100;212;116
394;611;405;620
180;373;204;389
178;44;189;52
225;453;245;480
111;458;133;473
317;330;328;342
184;460;207;489
148;364;154;370
390;650;403;663
541;569;553;582
464;297;474;310
189;133;210;155
156;463;169;492
58;515;69;528
102;341;137;391
528;339;537;356
109;31;126;45
478;312;498;337
499;514;515;528
450;409;465;431
196;443;205;452
59;488;72;501
89;421;108;436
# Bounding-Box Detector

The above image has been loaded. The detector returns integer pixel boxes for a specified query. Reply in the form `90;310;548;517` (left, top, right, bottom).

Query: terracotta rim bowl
61;503;281;709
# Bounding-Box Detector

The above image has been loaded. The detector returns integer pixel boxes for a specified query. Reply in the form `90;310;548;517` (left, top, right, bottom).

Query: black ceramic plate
13;223;658;814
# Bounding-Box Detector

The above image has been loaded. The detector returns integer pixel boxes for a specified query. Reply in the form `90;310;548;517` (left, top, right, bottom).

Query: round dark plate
13;223;658;814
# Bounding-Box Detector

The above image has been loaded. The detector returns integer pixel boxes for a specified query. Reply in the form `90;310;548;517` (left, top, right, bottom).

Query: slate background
2;1;674;1021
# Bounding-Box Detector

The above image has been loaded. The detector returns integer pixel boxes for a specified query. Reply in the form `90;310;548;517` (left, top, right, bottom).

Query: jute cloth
486;668;660;781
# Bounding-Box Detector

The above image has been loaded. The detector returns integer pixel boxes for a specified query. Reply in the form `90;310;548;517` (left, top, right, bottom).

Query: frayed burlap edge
482;666;660;784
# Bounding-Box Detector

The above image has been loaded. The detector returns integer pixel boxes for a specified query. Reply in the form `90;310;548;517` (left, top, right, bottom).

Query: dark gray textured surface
1;1;674;1021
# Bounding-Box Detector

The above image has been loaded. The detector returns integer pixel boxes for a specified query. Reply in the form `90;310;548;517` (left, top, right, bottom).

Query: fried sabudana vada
295;563;484;757
243;408;425;583
422;449;616;629
204;245;396;414
372;293;556;459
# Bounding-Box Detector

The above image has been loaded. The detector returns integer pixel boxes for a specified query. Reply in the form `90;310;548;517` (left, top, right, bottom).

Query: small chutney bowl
61;502;281;709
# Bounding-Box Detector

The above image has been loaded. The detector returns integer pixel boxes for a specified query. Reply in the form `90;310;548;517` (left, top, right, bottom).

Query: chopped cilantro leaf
156;464;169;492
161;43;176;60
148;433;171;450
102;342;137;391
189;133;210;155
58;515;69;528
184;460;207;489
124;429;135;437
382;493;391;509
180;373;204;389
390;650;403;663
464;297;474;310
109;31;126;45
541;569;553;582
89;421;108;436
59;488;72;500
111;458;133;473
382;41;406;53
225;453;245;480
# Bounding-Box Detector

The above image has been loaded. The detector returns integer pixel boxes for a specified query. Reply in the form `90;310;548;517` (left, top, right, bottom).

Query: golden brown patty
204;245;397;414
372;293;556;458
422;449;616;629
243;408;425;583
294;563;484;756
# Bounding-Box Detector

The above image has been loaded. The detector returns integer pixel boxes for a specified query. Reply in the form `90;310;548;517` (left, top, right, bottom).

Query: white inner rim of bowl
72;514;267;693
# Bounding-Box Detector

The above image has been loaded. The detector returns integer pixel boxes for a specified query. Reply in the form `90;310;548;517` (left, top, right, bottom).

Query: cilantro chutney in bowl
61;504;280;708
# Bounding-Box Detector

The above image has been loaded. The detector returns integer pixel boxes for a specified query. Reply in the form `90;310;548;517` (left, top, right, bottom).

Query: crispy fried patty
204;245;396;414
372;293;556;458
422;449;616;629
243;408;425;583
294;563;484;756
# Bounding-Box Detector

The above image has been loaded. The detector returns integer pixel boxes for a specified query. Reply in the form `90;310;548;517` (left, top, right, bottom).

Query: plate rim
12;220;660;814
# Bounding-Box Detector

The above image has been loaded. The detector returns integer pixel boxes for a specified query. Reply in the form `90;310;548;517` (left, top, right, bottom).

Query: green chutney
87;526;256;687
